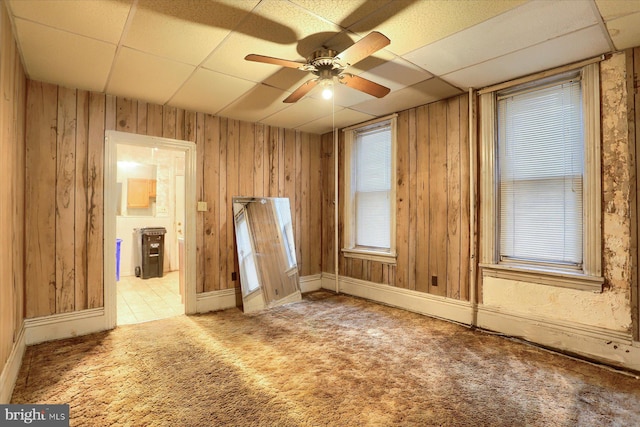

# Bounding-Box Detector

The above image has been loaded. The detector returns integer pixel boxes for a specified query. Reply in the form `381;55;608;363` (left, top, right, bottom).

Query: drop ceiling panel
203;0;342;82
260;97;335;129
404;0;600;76
595;0;640;20
107;47;195;105
442;25;610;90
168;68;255;116
14;19;115;92
350;0;527;55
124;0;258;66
218;84;291;124
605;12;640;50
296;108;376;134
357;57;433;91
290;0;392;29
7;0;131;44
351;78;462;116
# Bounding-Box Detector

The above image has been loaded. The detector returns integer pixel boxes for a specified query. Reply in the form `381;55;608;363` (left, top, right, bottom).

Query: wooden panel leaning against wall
25;80;323;318
323;94;470;301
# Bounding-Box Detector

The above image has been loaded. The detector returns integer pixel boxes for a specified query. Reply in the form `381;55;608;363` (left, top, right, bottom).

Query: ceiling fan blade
283;79;318;103
339;74;390;98
245;54;306;69
335;31;390;67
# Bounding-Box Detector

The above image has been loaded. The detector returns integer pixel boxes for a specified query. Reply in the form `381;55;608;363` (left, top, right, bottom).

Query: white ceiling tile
218;84;291;124
442;25;611;90
168;68;255;116
404;0;601;76
357;57;433;91
349;0;527;55
203;0;341;82
260;97;335;129
124;0;258;66
14;19;115;92
7;0;131;44
290;0;392;29
107;48;195;105
351;78;462;116
605;12;640;50
295;108;377;134
595;0;640;20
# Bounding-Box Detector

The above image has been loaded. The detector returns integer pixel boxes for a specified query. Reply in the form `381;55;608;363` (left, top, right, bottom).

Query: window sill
479;263;604;292
342;248;397;264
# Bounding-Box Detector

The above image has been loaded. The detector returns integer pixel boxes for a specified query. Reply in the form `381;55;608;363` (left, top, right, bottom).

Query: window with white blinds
355;126;392;249
497;79;583;267
343;115;397;262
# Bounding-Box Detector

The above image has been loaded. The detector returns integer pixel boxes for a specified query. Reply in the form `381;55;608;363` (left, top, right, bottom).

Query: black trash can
135;227;166;279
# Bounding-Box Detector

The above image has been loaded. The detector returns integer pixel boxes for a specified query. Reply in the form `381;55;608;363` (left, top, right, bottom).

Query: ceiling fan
245;31;391;103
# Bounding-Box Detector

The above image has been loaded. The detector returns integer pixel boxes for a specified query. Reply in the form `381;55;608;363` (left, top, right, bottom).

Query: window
342;115;397;263
479;63;603;291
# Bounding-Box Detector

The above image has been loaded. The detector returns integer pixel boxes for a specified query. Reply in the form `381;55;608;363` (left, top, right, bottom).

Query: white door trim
104;131;197;329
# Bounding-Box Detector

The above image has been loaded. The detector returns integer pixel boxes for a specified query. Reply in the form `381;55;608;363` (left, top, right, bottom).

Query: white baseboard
477;305;640;372
321;273;473;325
321;272;640;372
195;288;240;314
24;308;108;346
300;274;322;293
0;325;26;404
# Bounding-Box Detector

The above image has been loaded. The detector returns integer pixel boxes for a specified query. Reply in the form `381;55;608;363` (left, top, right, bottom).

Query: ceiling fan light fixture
321;79;334;100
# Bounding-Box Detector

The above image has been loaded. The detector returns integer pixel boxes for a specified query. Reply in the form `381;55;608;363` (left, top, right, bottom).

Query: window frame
342;115;398;264
478;62;603;292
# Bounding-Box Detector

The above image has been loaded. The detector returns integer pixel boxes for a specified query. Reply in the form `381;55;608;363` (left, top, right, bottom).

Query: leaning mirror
232;197;301;313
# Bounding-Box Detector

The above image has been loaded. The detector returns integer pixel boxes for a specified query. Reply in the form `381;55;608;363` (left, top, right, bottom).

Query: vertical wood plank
74;90;89;311
203;114;220;292
429;101;448;297
191;112;205;293
162;106;176;139
395;110;410;288
137;101;148;135
254;124;265;197
296;132;307;275
309;134;322;274
218;118;228;291
147;103;163;137
105;95;116;132
176;108;185;141
226;119;240;289
116;97;136;133
86;92;105;309
446;97;461;299
408;108;417;290
459;94;471;301
321;133;334;274
238;121;254;197
25;81;57;317
415;105;430;292
268;127;279;197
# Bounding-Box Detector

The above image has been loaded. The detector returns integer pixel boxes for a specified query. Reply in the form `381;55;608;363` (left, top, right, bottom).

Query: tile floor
117;271;184;325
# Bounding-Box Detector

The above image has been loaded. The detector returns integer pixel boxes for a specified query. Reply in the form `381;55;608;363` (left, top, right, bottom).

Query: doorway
104;131;197;329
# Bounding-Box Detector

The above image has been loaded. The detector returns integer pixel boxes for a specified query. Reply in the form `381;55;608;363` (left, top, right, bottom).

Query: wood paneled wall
323;94;471;300
0;4;26;377
25;82;323;318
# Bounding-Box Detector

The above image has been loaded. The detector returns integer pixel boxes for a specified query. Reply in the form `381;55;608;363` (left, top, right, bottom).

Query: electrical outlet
431;276;438;286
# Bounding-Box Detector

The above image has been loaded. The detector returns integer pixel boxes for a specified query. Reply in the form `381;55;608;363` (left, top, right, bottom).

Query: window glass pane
354;124;391;249
498;80;583;265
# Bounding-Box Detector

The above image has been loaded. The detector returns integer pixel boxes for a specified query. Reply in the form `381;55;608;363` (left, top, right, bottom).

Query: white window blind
498;79;583;266
355;126;391;249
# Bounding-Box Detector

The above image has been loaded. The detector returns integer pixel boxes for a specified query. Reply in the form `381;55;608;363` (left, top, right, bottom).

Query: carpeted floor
11;291;640;426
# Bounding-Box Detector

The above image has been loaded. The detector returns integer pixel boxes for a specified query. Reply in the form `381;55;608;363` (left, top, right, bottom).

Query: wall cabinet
127;178;157;208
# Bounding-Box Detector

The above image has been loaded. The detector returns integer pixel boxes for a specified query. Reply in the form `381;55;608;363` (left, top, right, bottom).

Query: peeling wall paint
483;277;632;331
482;52;633;333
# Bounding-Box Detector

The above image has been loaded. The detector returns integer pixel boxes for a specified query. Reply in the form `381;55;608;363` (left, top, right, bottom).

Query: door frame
104;131;197;328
